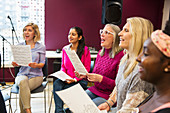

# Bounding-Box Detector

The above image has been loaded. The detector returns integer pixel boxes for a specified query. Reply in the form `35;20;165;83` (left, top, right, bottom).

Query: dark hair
70;27;85;59
163;20;170;36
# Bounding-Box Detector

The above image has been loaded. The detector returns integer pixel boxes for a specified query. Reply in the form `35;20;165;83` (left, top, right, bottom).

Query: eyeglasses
100;29;114;35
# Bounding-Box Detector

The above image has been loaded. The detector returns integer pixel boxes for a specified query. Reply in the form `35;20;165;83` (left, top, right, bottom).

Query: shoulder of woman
18;42;25;45
115;50;124;57
152;102;170;112
39;42;45;47
84;46;88;49
95;49;102;56
84;46;90;52
124;64;140;81
34;42;46;53
63;44;70;50
133;64;140;75
119;50;124;55
95;49;102;57
83;46;91;57
37;42;45;48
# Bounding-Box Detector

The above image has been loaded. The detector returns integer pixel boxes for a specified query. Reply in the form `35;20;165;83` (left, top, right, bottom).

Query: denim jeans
53;79;87;113
86;89;107;106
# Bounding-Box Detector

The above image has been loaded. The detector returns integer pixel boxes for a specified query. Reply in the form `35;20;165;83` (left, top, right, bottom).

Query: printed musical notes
65;50;88;75
11;45;32;66
56;84;107;113
49;71;72;81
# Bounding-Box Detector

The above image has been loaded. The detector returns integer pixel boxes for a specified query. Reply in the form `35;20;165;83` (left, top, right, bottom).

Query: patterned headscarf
151;30;170;57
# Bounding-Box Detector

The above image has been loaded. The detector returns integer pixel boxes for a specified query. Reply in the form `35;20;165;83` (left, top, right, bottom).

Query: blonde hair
121;17;154;78
99;24;122;58
23;23;40;42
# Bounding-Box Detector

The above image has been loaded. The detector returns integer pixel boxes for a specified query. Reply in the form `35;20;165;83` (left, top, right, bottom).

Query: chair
89;60;95;73
2;91;12;113
9;58;48;113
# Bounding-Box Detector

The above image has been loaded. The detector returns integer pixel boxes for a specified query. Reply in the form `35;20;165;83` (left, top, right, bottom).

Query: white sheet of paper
65;50;88;75
49;71;72;81
10;45;32;66
56;84;107;113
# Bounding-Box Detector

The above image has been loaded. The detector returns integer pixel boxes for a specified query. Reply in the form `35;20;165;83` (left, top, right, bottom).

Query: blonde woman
12;23;45;113
98;17;155;113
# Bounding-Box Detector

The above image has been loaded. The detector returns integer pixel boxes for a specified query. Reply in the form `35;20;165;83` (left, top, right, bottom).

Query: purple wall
120;0;164;29
0;68;15;82
0;0;165;82
45;0;164;51
45;0;103;51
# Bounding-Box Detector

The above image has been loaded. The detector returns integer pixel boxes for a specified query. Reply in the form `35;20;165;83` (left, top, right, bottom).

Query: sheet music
56;84;107;113
65;50;88;75
10;45;32;66
49;71;72;81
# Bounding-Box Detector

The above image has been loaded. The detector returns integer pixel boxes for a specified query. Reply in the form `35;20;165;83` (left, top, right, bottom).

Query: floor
1;78;56;113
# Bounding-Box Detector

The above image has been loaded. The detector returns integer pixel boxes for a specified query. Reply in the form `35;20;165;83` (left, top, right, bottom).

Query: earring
164;68;169;72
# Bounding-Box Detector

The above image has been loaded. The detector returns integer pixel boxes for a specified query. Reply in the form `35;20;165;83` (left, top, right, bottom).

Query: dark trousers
0;90;7;113
53;79;87;113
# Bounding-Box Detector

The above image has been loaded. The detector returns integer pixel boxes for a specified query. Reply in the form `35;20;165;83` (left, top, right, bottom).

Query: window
0;0;45;65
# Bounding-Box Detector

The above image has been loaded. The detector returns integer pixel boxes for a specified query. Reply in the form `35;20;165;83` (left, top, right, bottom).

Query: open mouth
101;39;105;43
25;35;29;38
69;38;73;41
120;38;125;41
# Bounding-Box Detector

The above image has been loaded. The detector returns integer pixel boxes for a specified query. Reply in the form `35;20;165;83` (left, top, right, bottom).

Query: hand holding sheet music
56;84;107;113
10;45;32;66
49;71;72;81
65;50;88;75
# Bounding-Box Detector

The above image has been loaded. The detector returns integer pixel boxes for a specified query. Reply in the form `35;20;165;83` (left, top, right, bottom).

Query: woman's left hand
28;62;38;68
87;73;103;83
74;71;87;79
98;102;110;112
65;79;76;84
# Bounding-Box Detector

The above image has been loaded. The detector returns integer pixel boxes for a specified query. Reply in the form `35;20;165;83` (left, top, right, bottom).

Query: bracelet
105;101;112;111
108;99;115;105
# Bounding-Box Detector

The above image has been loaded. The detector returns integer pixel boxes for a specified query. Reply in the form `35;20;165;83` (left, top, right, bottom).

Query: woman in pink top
76;24;124;106
53;26;91;113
